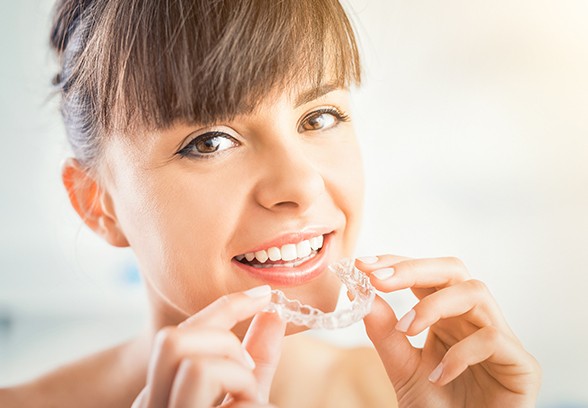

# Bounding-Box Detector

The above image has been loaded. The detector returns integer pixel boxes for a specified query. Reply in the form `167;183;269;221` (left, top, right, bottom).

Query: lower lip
232;234;332;287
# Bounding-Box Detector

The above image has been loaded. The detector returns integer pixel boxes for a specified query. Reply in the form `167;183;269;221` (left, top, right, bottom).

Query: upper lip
234;227;334;257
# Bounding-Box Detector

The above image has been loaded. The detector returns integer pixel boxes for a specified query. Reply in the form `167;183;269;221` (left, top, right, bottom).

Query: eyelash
299;107;350;131
176;131;237;160
177;106;351;160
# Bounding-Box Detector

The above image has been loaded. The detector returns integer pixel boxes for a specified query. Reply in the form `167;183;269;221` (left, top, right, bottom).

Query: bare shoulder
0;336;148;408
0;387;22;408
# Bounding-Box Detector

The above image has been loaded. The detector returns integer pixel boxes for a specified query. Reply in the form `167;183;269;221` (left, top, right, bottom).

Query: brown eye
301;111;337;131
178;131;239;159
195;136;227;153
299;107;350;132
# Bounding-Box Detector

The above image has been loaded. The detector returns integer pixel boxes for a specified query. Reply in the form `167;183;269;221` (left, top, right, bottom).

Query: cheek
112;166;249;312
342;153;365;255
319;135;365;254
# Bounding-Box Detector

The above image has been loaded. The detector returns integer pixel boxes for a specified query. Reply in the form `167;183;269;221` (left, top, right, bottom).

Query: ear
62;158;129;247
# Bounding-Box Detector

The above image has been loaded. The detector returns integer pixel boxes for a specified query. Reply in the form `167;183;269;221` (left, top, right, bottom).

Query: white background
1;1;587;406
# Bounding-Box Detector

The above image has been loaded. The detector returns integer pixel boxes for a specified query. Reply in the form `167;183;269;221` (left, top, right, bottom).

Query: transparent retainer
263;258;375;330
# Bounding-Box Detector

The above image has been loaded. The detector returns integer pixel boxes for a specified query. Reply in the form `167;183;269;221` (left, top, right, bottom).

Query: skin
358;255;542;407
0;83;541;407
92;86;363;336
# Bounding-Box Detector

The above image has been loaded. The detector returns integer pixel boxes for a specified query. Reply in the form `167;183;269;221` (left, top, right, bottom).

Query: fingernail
243;349;256;370
429;362;443;383
357;256;379;264
372;267;395;280
244;285;272;298
395;309;416;332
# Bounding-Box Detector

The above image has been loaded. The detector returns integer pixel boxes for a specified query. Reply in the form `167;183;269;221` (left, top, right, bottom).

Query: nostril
273;201;299;209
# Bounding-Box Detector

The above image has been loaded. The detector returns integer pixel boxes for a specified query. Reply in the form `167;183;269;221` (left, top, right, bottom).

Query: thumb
364;294;420;386
242;311;287;402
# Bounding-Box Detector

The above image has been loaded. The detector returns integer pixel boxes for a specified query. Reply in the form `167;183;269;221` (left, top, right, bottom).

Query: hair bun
49;0;94;55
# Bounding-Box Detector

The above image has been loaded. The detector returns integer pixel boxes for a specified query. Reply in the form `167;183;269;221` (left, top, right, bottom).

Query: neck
142;279;258;340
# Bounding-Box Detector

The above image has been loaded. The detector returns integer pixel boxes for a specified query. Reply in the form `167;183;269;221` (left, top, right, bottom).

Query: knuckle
223;297;243;317
213;329;243;354
214;293;242;317
414;296;435;315
481;325;501;343
443;343;463;366
443;345;458;362
216;294;231;307
154;326;180;355
466;278;488;295
444;256;467;271
175;358;212;394
400;259;417;271
183;357;207;380
395;259;417;278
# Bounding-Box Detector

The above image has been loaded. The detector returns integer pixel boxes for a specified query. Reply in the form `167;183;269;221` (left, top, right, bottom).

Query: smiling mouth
233;234;325;268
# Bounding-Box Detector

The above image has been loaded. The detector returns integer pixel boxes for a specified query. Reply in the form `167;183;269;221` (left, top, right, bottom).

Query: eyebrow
293;82;342;109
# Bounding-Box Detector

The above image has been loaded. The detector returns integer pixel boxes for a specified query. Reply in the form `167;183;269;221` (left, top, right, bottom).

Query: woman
0;0;540;406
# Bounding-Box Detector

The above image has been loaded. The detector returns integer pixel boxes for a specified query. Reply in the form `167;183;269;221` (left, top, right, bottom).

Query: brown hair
50;0;362;168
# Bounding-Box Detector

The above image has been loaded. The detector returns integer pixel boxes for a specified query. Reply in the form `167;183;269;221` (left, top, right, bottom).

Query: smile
232;232;332;287
235;234;324;266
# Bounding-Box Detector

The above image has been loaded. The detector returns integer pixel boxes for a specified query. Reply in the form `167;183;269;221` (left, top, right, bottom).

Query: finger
367;256;471;294
363;294;419;387
167;357;258;407
179;285;272;331
231;402;278;408
160;327;254;367
131;387;148;408
242;312;287;403
146;328;254;408
395;279;510;337
355;254;411;271
356;255;435;299
429;325;539;390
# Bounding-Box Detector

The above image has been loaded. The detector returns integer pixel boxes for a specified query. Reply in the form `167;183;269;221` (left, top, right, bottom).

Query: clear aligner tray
263;258;375;330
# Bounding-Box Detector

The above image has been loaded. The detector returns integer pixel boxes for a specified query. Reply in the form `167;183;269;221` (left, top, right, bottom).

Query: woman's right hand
131;285;285;408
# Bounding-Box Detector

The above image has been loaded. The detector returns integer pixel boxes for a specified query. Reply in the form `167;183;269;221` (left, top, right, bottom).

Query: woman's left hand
356;255;541;408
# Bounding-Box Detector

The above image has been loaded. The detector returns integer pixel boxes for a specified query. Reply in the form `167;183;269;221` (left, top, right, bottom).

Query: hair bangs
77;0;361;135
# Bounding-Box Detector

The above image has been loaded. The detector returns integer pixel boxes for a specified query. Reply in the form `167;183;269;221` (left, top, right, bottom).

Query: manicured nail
395;309;416;332
357;256;379;264
372;267;395;280
429;362;443;383
243;349;256;369
244;285;271;298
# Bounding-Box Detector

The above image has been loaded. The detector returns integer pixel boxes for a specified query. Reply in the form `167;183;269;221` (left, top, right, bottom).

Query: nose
253;142;326;213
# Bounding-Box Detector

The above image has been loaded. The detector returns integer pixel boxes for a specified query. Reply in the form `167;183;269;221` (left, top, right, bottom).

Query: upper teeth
236;235;324;263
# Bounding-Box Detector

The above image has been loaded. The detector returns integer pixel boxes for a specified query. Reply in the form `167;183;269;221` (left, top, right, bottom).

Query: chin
284;265;342;310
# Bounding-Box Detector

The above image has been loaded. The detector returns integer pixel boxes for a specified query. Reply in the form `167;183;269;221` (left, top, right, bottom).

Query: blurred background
1;0;586;406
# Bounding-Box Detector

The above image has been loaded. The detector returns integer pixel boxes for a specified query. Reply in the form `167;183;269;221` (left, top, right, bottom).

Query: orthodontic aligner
263;258;375;330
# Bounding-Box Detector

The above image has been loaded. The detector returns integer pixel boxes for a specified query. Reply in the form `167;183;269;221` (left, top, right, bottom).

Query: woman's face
100;84;364;333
